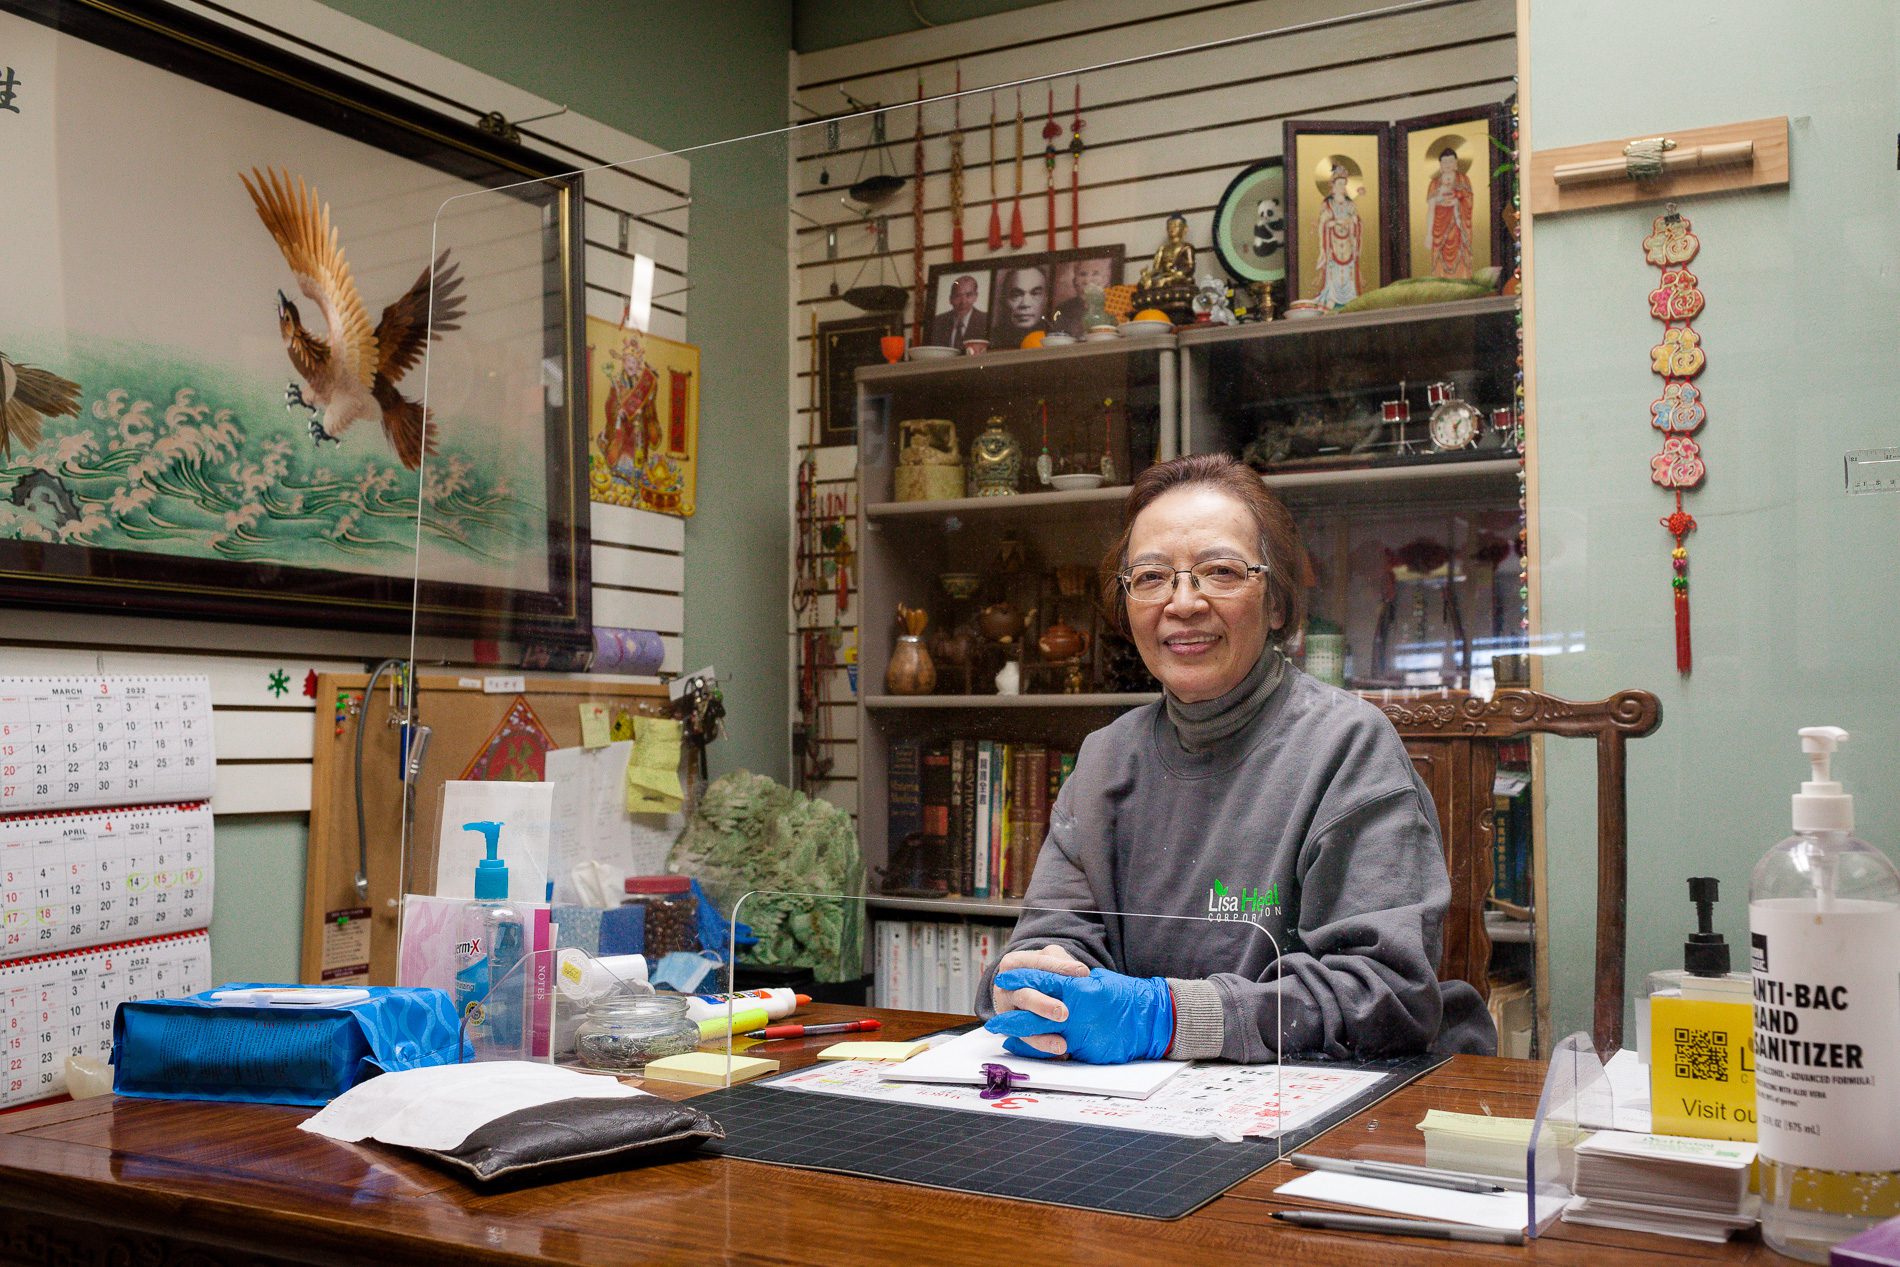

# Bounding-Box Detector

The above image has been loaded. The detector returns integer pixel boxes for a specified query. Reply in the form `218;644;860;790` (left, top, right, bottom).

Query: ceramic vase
885;635;937;695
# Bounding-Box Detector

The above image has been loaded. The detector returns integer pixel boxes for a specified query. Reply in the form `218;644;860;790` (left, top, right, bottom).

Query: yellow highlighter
696;1007;771;1041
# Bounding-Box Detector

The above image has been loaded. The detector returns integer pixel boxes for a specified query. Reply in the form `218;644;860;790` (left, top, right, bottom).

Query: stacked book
872;919;1009;1013
889;738;1076;899
1562;1131;1759;1242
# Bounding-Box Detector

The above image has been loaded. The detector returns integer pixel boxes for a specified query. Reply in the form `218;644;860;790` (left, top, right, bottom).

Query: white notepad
877;1027;1187;1099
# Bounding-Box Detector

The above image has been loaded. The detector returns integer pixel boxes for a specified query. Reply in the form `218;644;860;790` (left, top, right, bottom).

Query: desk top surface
0;1004;1796;1267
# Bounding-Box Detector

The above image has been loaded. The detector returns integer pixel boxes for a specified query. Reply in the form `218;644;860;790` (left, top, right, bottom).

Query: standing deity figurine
1314;164;1363;310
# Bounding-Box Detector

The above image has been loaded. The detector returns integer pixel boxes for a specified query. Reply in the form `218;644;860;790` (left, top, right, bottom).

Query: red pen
742;1020;882;1040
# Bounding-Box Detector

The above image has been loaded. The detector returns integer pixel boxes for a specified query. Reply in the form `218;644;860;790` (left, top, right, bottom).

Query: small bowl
1283;300;1326;320
1119;319;1172;337
1084;327;1119;343
1049;473;1106;491
907;344;961;361
939;572;982;600
1040;333;1077;346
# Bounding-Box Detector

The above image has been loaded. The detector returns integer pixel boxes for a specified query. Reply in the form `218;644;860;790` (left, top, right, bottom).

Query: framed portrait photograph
1389;103;1511;281
1282;120;1392;309
920;266;992;350
818;313;902;447
1211;158;1287;288
987;257;1055;350
1045;246;1126;338
0;0;587;640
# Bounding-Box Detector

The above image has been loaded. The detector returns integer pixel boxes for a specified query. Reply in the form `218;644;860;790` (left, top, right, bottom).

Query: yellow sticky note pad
642;1052;778;1086
578;702;612;748
816;1040;929;1062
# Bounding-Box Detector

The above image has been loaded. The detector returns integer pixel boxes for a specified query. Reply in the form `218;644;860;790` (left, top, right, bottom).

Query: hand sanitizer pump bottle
1750;727;1900;1261
452;819;525;1057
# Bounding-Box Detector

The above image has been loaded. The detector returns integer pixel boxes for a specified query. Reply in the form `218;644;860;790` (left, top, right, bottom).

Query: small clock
1427;382;1480;451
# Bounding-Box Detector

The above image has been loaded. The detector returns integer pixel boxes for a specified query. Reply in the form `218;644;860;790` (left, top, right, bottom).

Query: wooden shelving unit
853;297;1530;935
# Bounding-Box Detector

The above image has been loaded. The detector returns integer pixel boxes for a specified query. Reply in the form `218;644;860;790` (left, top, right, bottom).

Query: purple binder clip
978;1062;1029;1100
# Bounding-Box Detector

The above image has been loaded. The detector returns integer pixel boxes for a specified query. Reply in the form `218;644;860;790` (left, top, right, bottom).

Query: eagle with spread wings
241;167;465;470
0;352;81;460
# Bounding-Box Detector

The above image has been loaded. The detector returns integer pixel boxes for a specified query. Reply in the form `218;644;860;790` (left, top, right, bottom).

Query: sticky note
579;702;612;748
816;1040;929;1062
627;715;684;812
642;1052;779;1086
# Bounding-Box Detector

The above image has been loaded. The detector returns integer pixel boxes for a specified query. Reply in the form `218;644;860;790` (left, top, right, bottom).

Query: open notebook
878;1027;1188;1099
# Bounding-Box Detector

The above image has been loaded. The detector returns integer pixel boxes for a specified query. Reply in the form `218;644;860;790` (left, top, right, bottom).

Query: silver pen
1272;1210;1525;1245
1286;1151;1511;1195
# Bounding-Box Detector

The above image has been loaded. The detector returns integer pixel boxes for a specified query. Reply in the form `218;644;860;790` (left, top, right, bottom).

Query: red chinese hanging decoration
1642;205;1707;674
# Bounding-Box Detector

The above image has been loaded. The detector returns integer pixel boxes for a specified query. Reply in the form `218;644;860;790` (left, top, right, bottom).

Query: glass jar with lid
623;874;700;958
573;994;700;1073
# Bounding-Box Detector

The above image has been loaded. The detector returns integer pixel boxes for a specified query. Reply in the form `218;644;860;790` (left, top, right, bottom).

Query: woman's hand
989;944;1089;1054
985;967;1175;1064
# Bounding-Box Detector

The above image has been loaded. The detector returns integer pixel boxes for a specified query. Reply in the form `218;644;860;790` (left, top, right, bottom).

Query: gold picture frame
1391;103;1511;281
1282;120;1391;308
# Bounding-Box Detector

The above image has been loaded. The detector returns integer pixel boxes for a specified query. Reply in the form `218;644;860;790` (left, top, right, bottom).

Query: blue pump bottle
452;819;525;1054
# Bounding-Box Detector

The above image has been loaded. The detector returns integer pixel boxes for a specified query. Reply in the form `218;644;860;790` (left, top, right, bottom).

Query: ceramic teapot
1037;620;1090;661
978;601;1033;644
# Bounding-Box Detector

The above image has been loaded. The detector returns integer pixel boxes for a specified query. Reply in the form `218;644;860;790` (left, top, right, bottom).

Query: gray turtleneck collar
1163;647;1286;753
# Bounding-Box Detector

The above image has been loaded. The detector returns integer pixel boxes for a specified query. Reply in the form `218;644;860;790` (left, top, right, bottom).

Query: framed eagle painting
0;0;589;640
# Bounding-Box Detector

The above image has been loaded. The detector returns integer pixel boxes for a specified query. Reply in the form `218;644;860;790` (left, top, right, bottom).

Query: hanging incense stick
1068;81;1085;250
987;94;1002;251
1009;90;1026;249
1042;87;1060;251
949;68;965;262
910;78;927;346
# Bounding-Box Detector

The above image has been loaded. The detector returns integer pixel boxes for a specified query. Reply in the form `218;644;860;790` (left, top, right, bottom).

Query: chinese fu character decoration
1642;206;1707;674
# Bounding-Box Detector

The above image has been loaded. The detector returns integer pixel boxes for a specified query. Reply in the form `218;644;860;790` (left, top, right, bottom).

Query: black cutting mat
694;1053;1443;1220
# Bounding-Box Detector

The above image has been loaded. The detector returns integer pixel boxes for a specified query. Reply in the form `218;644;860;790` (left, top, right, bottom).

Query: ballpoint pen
740;1020;883;1040
1271;1211;1525;1245
1287;1152;1512;1195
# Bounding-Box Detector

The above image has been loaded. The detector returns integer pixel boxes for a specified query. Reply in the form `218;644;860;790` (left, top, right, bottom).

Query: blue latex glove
984;967;1174;1064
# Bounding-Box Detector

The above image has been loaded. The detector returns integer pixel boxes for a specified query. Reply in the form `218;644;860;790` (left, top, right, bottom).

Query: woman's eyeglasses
1118;559;1267;604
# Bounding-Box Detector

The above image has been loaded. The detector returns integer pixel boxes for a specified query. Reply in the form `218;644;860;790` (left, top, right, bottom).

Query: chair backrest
1373;687;1662;1055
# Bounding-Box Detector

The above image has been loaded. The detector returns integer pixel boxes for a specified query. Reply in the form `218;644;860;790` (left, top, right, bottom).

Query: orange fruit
1134;308;1169;322
1020;331;1047;349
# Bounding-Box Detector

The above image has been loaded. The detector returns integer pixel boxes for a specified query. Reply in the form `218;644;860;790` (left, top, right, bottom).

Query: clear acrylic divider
1524;1030;1613;1235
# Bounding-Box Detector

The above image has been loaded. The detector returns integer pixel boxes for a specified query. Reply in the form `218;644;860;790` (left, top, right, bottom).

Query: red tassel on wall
1675;590;1692;674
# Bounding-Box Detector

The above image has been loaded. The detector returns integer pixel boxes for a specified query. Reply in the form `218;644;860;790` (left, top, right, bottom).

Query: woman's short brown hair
1099;453;1307;645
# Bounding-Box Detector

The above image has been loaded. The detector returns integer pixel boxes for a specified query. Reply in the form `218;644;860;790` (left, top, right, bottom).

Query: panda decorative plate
1212;158;1287;286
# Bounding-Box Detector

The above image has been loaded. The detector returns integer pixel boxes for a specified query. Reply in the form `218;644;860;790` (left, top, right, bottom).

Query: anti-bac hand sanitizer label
1750;899;1900;1171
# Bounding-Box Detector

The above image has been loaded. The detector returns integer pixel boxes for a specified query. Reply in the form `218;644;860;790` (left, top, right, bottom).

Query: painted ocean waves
0;350;542;580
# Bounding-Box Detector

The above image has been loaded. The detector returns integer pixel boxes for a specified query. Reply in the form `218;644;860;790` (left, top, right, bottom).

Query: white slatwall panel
0;3;691;816
785;0;1514;813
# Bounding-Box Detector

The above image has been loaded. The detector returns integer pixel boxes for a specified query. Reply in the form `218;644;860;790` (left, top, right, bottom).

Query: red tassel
952;222;964;263
1675;589;1692;674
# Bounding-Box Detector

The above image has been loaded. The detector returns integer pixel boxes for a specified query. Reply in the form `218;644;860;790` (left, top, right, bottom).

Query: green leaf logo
1212;879;1229;898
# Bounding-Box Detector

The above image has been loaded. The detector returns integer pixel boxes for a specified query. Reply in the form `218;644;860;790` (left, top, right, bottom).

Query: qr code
1673;1027;1728;1081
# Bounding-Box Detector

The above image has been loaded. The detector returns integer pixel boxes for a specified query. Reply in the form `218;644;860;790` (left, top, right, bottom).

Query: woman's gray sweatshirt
979;663;1496;1061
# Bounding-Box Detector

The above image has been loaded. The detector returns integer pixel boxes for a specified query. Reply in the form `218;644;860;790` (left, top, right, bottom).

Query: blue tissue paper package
112;984;469;1106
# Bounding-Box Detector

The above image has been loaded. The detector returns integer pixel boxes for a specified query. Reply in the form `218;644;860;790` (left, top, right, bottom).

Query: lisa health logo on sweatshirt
1207;878;1282;921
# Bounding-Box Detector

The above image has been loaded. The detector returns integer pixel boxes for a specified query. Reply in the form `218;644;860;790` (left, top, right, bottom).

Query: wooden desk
0;1005;1794;1266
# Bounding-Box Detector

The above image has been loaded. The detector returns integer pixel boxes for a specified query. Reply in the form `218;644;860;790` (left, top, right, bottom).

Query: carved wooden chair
1374;687;1662;1055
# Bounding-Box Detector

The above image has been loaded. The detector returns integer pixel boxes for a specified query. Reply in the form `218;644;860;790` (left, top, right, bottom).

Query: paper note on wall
545;742;680;898
435;780;555;902
627;717;684;812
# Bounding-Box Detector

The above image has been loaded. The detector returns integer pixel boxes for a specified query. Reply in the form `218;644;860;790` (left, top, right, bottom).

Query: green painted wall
1528;3;1899;1042
211;1;795;982
210;816;308;984
794;0;1060;53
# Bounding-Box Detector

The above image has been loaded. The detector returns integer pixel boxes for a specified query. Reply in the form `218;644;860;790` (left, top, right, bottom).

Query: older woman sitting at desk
982;454;1494;1064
